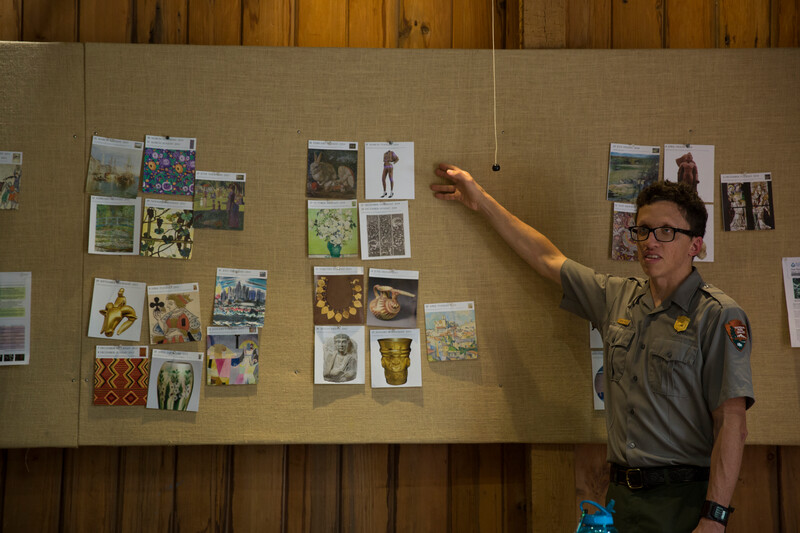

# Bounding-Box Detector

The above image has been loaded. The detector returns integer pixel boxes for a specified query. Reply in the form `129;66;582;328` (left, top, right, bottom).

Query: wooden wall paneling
573;443;607;510
21;0;76;41
529;444;576;530
61;447;120;532
522;0;567;49
665;0;716;48
565;0;611;49
779;446;800;532
340;444;392;532
173;445;232;532
452;0;493;48
771;0;800;46
242;0;295;46
719;0;771;47
285;444;341;532
449;443;503;531
295;0;346;47
0;0;20;40
398;0;452;48
347;0;399;48
395;444;448;531
611;0;663;48
728;445;779;533
118;446;176;533
502;0;521;49
230;445;286;533
79;0;133;42
188;0;242;45
2;448;63;533
502;444;528;532
134;0;188;44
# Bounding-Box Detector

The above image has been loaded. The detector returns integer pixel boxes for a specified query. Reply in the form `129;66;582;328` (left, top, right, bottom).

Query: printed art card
146;349;203;412
93;345;149;406
0;271;32;365
85;136;144;198
364;142;415;200
424;301;478;362
141;135;196;195
695;204;714;263
721;172;774;231
140;198;194;259
663;143;715;204
358;201;411;260
308;199;359;258
314;325;365;385
367;269;419;328
606;143;660;202
147;283;202;344
592;349;605;410
370;328;422;388
0;151;22;210
206;326;259;385
88;278;146;342
306;140;358;199
781;257;800;348
88;196;142;255
313;266;364;325
611;202;637;261
212;268;267;328
193;171;246;230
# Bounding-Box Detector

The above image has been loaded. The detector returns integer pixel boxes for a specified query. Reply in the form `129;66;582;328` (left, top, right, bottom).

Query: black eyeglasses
628;225;695;242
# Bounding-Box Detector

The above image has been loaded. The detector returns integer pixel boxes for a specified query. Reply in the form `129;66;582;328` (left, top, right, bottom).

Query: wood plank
566;0;611;49
242;0;295;46
348;0;399;48
611;0;663;48
21;0;77;42
450;444;481;532
230;445;286;533
188;0;242;45
719;0;771;47
395;444;448;531
728;445;779;532
174;445;231;532
61;447;120;532
2;448;63;532
503;0;522;49
285;444;341;532
665;0;716;48
135;0;188;44
523;0;567;49
296;0;346;47
341;444;391;532
502;444;528;532
79;0;133;42
573;443;608;510
771;0;800;47
778;446;800;532
530;444;576;530
118;446;176;533
0;0;20;40
453;0;493;48
398;0;452;49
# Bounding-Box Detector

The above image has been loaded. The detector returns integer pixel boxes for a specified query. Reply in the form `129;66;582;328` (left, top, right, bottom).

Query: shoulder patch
724;319;748;351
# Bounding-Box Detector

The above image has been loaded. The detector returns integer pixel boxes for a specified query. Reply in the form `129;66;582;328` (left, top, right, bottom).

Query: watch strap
701;499;734;526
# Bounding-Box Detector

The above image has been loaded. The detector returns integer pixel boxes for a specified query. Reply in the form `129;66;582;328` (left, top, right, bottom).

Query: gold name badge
616;318;631;326
674;316;690;332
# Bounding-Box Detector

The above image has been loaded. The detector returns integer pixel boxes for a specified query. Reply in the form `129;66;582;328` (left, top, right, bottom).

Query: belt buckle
625;468;644;489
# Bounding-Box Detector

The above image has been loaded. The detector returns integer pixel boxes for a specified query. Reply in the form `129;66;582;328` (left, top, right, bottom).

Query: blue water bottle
575;499;617;533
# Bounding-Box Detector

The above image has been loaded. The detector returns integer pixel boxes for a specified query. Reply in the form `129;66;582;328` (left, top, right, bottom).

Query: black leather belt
610;463;710;490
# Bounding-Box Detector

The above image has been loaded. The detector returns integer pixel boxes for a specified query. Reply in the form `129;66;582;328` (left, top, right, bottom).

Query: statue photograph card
366;268;419;328
141;135;196;195
0;271;31;365
88;196;142;255
140;198;194;259
308;199;359;258
306;140;357;199
206;326;259;385
720;172;774;231
146;349;202;412
0;151;22;210
358;201;411;260
313;267;364;325
663;143;715;204
212;268;267;328
93;345;150;406
85;136;143;198
610;202;637;262
88;278;146;342
424;301;478;361
369;328;422;388
364;142;415;200
695;204;714;263
193;171;245;230
606;143;660;202
314;325;365;385
146;283;203;344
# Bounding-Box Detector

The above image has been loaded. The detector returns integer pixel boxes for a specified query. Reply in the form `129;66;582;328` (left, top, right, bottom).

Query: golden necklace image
315;276;363;322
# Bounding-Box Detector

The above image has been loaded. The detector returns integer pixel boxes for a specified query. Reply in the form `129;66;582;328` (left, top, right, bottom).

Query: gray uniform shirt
560;259;754;468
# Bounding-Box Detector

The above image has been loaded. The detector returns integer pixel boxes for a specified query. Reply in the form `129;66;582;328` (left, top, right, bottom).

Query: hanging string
491;0;500;171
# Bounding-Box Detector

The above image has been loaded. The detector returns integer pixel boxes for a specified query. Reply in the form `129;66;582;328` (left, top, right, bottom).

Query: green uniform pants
606;479;708;532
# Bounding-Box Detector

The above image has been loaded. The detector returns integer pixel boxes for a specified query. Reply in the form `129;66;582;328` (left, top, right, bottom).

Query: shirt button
640;344;646;350
629;408;635;415
628;442;636;449
632;375;638;382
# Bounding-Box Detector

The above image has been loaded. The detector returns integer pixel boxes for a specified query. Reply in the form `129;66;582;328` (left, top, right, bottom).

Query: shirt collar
638;267;704;313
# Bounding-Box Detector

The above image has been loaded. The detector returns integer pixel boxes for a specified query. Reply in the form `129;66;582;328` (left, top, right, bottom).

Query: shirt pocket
607;324;634;382
647;337;698;397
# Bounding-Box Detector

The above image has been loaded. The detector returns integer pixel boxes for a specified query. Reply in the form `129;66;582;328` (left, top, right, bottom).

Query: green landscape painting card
140;198;194;259
141;135;196;195
193;171;246;230
85;136;143;198
88;196;142;255
606;143;660;202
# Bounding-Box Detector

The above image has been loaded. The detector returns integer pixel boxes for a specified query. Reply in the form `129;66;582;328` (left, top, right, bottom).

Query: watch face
713;507;726;519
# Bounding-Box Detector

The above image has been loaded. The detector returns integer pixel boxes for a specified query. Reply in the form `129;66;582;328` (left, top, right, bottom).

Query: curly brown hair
635;180;707;238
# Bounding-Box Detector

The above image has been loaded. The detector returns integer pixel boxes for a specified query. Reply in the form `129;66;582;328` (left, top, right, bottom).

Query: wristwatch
701;500;734;526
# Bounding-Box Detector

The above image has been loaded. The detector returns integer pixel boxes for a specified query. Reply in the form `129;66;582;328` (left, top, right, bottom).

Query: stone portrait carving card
314;325;365;385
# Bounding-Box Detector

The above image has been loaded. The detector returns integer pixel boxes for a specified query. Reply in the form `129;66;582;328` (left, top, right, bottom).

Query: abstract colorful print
142;148;196;195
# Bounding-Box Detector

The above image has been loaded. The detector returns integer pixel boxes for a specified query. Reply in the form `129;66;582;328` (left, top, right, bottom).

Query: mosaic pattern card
0;151;22;210
88;196;142;255
147;283;202;344
366;269;419;328
424;302;478;361
0;272;31;365
146;350;203;412
364;142;415;200
314;325;365;385
313;267;364;325
358;201;411;260
308;199;359;258
606;143;660;202
212;268;267;328
721;172;775;231
93;345;150;406
306;140;357;199
610;202;637;262
85;136;143;198
141;135;196;195
193;171;246;230
369;328;422;388
88;279;146;342
140;198;194;259
206;326;259;385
